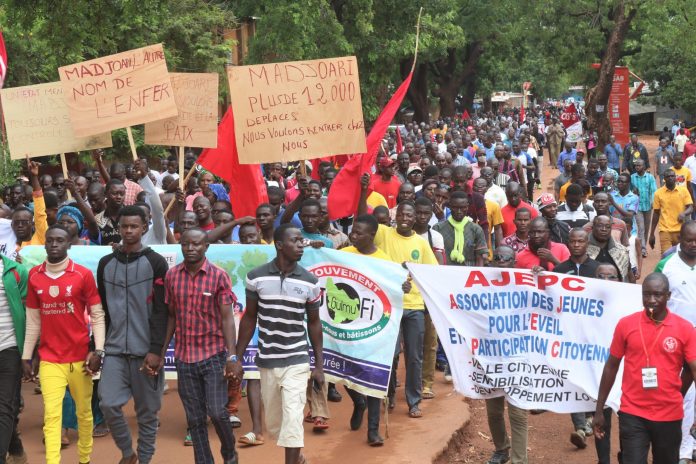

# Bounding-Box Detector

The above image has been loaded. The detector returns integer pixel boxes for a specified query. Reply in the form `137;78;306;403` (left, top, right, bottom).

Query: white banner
0;219;17;258
407;264;637;412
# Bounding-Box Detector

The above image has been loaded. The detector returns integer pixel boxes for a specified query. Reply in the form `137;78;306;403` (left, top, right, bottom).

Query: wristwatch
94;350;105;360
228;354;238;363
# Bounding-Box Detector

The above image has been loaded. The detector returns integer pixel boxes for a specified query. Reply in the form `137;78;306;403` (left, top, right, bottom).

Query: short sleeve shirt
165;260;236;363
26;260;101;363
610;310;696;421
653;186;693;232
515;242;571;271
245;260;321;368
374;225;438;309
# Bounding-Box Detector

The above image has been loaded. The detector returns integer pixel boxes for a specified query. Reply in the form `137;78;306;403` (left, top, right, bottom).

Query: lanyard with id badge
638;316;664;390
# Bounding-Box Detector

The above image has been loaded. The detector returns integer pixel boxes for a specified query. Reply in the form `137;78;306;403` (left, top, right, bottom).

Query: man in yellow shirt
649;169;694;253
671;153;693;195
12;160;48;251
474;178;504;258
373;201;438;419
341;214;409;445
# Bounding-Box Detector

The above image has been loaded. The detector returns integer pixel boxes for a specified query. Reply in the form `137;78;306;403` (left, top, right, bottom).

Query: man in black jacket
97;206;169;464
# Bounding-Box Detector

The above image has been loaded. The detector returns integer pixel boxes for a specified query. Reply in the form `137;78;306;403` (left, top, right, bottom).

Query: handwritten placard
1;82;112;160
227;56;366;164
144;72;218;148
58;43;177;137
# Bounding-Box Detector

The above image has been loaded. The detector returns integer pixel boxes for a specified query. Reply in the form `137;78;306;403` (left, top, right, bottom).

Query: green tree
2;0;235;160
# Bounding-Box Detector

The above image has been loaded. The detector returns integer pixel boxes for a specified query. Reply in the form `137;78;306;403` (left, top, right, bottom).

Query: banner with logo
20;245;406;398
407;264;636;412
561;103;583;143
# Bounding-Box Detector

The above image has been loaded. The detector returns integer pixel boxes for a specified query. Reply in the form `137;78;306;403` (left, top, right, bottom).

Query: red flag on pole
0;30;7;88
395;127;403;154
462;109;470;120
327;72;413;220
197;107;268;218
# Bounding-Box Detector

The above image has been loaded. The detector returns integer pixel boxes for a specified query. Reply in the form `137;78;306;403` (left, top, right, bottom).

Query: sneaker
229;415;242;428
163;382;170;394
486;450;510;464
183;433;193;446
570;429;587;449
584;417;594;437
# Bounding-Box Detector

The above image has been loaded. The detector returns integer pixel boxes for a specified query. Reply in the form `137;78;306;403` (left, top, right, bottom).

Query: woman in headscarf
56;205;91;246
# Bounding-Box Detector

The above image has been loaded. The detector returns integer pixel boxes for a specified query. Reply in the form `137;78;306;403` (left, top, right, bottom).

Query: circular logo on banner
310;264;393;341
663;336;677;353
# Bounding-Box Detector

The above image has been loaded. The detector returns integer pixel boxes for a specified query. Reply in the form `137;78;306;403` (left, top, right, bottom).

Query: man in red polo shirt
500;181;537;237
370;157;401;208
515;217;569;271
22;224;104;464
594;273;696;463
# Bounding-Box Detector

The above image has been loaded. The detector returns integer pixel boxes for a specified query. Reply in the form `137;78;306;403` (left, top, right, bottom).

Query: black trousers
0;347;22;463
176;353;237;464
618;411;681;464
345;387;380;433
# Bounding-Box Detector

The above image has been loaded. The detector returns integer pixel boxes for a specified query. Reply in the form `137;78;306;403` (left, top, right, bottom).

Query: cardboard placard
144;72;218;147
227;56;366;164
58;43;177;137
1;82;112;159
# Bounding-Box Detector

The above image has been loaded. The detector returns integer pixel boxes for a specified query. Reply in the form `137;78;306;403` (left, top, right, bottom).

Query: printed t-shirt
610;310;696;421
374;225;437;310
26;260;101;363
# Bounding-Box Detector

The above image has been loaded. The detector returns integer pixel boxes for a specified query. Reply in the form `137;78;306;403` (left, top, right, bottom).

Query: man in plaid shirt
163;228;239;464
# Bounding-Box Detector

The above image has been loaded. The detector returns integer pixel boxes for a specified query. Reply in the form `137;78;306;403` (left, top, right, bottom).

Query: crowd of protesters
2;107;696;464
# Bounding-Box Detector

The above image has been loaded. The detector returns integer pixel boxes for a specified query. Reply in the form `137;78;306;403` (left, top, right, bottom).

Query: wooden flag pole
299;160;307;177
163;163;198;217
60;153;72;200
410;8;423;74
178;146;185;190
126;126;138;161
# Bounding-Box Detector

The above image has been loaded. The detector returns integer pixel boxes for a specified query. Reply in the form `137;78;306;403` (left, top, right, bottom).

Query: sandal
238;432;265;446
422;388;435;400
304;412;314;423
92;423;110;438
297;454;308;464
408;407;423;418
312;417;329;431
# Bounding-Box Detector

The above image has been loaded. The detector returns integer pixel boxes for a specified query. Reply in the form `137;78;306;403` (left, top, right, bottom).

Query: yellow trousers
39;361;93;464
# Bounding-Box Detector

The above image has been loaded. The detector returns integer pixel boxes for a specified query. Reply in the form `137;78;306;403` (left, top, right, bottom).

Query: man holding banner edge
593;273;696;463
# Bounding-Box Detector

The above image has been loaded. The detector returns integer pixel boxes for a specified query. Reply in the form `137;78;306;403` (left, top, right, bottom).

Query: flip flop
408;407;423;418
239;432;265;446
313;417;329;431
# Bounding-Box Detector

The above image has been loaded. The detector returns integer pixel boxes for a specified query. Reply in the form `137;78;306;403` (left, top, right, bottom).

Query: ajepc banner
408;264;637;412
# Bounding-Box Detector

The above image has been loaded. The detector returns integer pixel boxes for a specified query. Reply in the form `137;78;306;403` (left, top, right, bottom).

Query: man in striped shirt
163;228;239;464
231;224;324;464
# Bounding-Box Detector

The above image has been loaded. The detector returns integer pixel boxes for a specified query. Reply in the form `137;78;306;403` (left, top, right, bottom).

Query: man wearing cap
537;193;570;245
370;157;402;209
406;165;424;192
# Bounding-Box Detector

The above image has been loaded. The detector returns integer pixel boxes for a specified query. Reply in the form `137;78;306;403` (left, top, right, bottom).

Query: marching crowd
1;108;696;464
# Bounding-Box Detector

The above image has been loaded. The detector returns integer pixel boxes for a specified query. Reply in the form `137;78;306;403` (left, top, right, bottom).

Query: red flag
197;107;268;218
0;30;7;88
519;106;525;124
328;72;413;220
395;127;403;154
462;109;470;120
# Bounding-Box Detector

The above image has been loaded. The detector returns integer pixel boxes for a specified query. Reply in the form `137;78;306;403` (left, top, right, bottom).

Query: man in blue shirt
609;173;639;237
557;141;577;171
603;135;622;171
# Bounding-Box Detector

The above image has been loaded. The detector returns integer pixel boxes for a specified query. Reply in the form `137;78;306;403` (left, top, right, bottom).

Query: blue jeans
401;309;425;409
